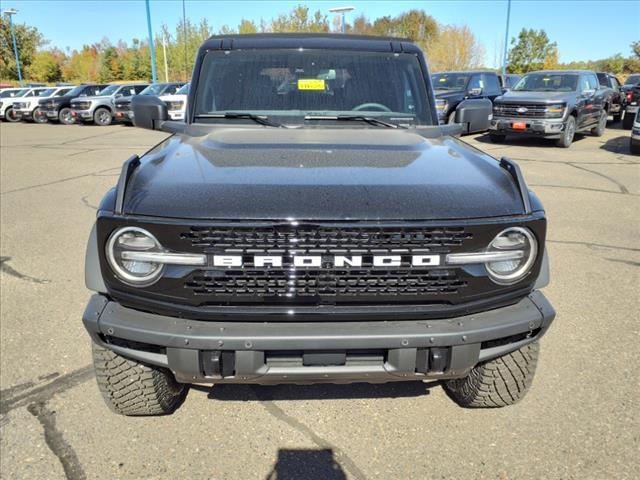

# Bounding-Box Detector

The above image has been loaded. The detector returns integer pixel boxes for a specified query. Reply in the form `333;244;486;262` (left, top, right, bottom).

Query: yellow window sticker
297;79;325;91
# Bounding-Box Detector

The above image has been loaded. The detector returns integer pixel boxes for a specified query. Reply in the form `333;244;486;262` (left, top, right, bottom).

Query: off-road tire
591;110;607;136
33;107;48;124
556;115;575;148
4;107;21;122
444;341;539;408
622;112;634;130
93;107;112;126
92;342;188;416
489;133;506;143
59;107;74;124
612;111;622;123
631;139;640;155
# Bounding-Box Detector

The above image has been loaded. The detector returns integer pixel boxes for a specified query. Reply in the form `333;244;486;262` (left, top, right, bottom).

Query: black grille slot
185;268;466;300
180;226;472;252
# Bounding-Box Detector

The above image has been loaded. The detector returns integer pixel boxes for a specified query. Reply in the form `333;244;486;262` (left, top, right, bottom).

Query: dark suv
596;72;624;122
83;34;554;416
432;70;502;131
39;84;108;124
491;70;607;147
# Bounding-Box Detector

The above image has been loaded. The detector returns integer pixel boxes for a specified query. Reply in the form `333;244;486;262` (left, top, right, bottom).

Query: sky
4;0;640;67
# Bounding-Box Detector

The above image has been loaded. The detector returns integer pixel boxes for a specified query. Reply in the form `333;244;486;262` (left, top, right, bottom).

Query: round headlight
106;227;164;286
485;227;538;284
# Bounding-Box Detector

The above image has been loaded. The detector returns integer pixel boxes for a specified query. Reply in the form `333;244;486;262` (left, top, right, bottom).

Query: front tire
93;107;112;126
59;107;75;125
556;116;576;148
92;342;188;416
4;107;21;123
444;341;539;408
33;107;48;124
591;110;607;136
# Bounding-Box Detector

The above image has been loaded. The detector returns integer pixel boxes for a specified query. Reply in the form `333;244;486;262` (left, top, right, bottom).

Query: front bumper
490;116;565;138
83;291;555;385
41;107;59;118
114;110;133;122
625;103;638;114
71;109;93;121
167;110;185;121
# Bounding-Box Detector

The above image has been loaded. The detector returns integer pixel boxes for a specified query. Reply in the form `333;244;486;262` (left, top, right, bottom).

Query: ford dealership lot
1;123;638;479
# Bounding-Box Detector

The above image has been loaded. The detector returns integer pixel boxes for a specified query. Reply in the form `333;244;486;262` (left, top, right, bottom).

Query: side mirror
469;87;483;97
455;98;493;134
132;95;168;130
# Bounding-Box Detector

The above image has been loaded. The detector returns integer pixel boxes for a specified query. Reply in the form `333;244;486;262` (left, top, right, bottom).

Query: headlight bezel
484;227;538;285
106;226;165;287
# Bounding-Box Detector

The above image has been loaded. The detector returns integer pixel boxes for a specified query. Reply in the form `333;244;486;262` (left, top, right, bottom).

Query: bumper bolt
462;335;468;342
107;328;114;335
245;341;253;348
401;339;409;346
184;339;189;345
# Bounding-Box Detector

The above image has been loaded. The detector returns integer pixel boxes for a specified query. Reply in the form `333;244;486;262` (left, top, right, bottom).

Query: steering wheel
352;102;392;112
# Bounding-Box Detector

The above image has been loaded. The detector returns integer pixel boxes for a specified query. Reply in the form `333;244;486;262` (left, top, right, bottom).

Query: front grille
185;268;466;299
13;102;27;109
115;102;130;111
173;226;473;304
71;102;91;110
181;226;471;251
493;103;549;118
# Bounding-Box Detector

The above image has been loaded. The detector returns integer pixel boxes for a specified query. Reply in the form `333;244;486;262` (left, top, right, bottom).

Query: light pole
329;6;355;34
501;0;512;81
145;0;157;83
3;8;23;87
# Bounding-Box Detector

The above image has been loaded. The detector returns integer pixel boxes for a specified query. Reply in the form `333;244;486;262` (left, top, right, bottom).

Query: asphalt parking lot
1;121;638;479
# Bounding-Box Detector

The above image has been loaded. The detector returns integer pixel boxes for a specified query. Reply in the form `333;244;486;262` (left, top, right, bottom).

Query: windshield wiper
196;112;286;128
305;114;406;129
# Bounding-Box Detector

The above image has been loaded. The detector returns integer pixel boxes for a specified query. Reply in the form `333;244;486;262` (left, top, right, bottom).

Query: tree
269;5;329;33
0;17;44;80
26;49;64;82
427;25;485;71
631;40;640;59
238;19;258;34
507;29;557;73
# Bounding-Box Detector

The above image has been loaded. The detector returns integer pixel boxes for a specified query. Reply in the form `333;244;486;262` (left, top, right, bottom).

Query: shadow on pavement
265;449;347;480
472;132;587;148
599;134;633;154
199;380;436;401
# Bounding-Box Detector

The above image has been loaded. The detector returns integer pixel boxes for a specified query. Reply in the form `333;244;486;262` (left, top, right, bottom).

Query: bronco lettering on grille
213;254;441;268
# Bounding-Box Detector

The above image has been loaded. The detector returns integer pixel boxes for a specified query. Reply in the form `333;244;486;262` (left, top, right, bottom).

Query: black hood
123;128;525;221
495;90;575;104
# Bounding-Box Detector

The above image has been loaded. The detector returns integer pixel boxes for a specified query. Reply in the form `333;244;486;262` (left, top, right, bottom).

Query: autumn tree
427;25;485;71
269;5;329;33
507;29;557;73
26;48;65;82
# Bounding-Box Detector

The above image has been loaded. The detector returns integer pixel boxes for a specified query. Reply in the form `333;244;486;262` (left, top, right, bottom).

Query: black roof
433;70;498;75
201;33;419;53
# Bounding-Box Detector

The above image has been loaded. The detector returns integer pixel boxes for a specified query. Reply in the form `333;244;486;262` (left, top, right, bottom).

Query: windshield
625;74;640;86
140;84;165;96
0;89;27;98
194;50;430;126
512;73;578;92
64;85;86;97
97;85;120;96
432;73;470;91
38;88;57;97
176;83;189;95
504;75;521;88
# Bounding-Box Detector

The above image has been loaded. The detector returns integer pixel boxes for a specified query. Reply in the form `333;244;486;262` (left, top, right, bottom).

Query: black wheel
612;111;622;123
489;133;506;143
33;107;48;124
591;110;607;136
622;112;634;130
444;341;539;408
92;342;188;416
556;115;576;148
93;107;112;126
4;107;21;123
631;140;640;155
59;107;75;125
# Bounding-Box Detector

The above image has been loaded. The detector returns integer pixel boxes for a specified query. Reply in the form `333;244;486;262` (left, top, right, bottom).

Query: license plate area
512;121;527;130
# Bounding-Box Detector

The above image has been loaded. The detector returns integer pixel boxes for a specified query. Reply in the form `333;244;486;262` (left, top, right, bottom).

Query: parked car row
0;81;188;126
432;69;640;148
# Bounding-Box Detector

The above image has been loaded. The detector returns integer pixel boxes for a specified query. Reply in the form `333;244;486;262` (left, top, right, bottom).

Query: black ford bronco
82;34;555;416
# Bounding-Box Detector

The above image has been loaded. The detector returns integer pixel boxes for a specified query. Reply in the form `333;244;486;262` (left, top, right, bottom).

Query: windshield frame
512;73;579;92
191;48;432;128
96;85;120;96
